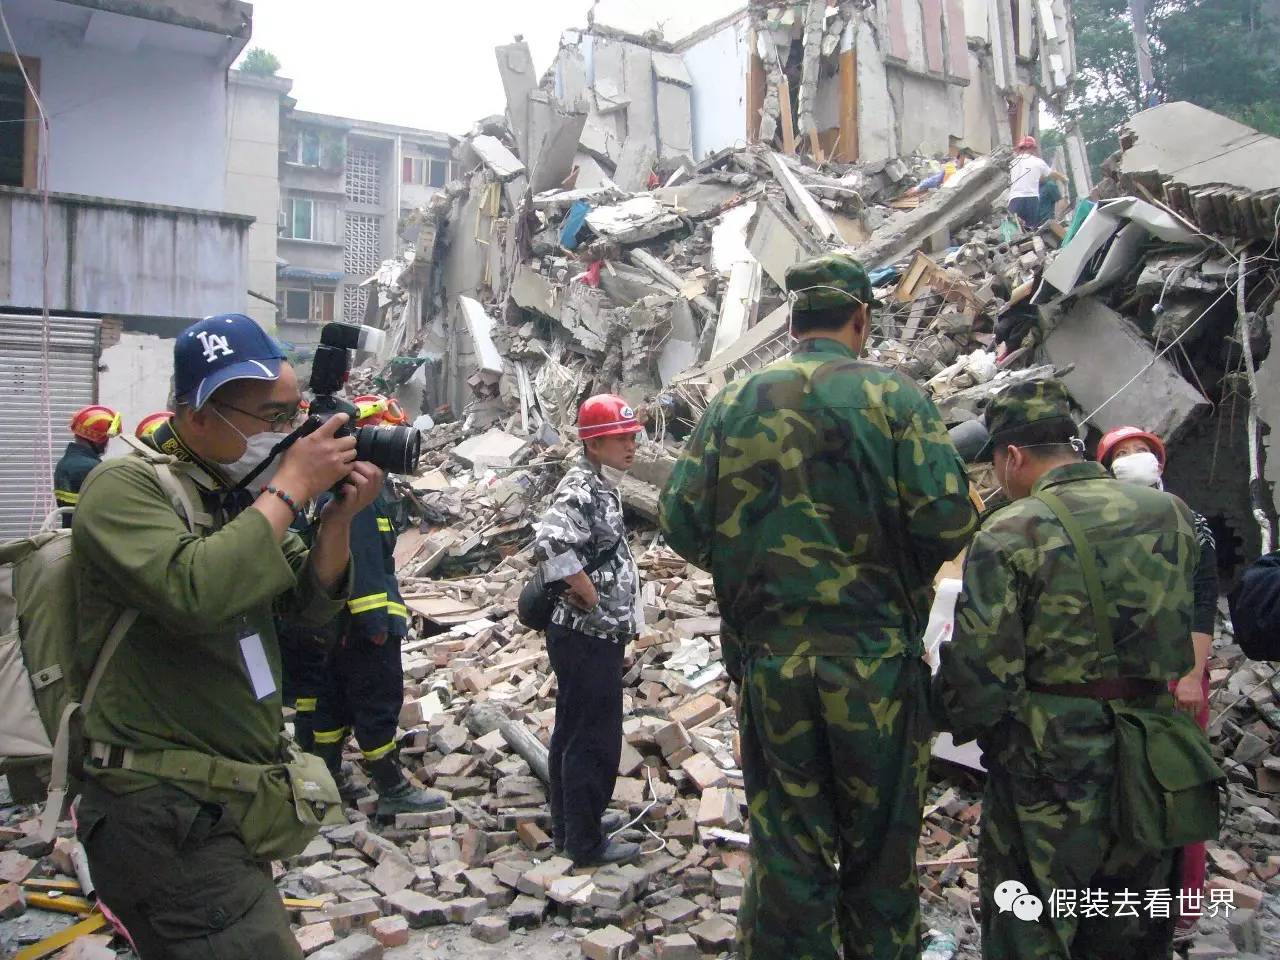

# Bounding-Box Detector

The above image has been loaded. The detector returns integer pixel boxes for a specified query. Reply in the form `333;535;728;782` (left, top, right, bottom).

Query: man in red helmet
533;393;643;866
54;405;122;527
1009;135;1067;230
1097;425;1219;939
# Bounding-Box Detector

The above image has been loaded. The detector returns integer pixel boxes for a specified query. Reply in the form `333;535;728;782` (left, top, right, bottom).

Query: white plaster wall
8;15;230;210
857;21;897;163
99;333;174;458
226;78;283;329
683;21;751;158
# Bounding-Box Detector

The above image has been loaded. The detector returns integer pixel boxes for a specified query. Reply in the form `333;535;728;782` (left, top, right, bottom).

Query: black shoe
570;838;640;867
554;811;630;852
368;755;447;821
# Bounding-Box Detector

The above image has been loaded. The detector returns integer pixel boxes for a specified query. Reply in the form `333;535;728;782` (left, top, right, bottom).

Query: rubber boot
315;741;369;803
368;755;447;821
293;711;316;753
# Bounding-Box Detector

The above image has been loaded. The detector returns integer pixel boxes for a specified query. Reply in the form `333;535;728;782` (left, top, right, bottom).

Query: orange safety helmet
577;394;642;441
69;405;121;445
1096;426;1166;469
1016;135;1039;153
135;411;173;440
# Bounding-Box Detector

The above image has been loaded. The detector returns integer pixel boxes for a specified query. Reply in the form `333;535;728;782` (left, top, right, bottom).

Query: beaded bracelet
260;484;302;515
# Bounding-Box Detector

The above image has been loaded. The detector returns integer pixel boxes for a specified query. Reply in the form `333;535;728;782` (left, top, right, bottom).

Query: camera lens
353;425;421;475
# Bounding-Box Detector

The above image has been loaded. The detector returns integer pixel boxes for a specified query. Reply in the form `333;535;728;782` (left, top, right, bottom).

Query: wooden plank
14;914;109;960
838;46;858;163
777;75;797;155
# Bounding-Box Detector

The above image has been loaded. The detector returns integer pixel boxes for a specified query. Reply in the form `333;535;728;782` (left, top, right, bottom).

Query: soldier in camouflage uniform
660;253;978;960
534;394;643;866
934;379;1198;960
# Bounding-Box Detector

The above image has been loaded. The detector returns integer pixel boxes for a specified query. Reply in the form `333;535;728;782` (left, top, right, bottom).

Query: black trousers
76;780;301;960
547;622;625;858
277;622;327;711
313;633;403;761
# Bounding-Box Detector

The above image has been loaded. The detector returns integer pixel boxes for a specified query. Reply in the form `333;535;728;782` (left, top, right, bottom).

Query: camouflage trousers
979;769;1177;960
737;653;932;960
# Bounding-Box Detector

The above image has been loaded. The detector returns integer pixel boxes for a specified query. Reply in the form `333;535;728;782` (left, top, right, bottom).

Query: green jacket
934;461;1197;780
659;338;977;660
72;449;348;795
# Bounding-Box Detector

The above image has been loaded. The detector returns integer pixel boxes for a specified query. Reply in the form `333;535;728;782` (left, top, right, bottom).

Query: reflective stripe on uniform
376;518;392;532
348;593;388;614
387;602;408;619
362;739;397;762
54;490;79;505
294;697;317;712
313;726;348;745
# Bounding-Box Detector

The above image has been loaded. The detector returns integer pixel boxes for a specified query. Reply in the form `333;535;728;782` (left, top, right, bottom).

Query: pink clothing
1169;669;1211;926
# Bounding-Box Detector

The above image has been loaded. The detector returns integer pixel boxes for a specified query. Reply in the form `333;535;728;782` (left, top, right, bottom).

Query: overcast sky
240;0;597;135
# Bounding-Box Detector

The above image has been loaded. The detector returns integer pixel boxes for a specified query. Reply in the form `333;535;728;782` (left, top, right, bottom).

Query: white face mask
1112;450;1162;489
212;407;285;487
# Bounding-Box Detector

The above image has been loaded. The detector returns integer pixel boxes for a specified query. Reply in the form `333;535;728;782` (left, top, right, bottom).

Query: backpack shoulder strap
1032;487;1118;677
116;434;210;532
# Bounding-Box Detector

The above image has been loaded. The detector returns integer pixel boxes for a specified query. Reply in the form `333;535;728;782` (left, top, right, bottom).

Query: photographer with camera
308;394;446;818
71;314;382;959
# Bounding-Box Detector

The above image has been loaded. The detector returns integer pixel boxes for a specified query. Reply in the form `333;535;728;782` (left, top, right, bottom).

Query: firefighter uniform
312;486;443;816
53;438;105;522
278;510;331;752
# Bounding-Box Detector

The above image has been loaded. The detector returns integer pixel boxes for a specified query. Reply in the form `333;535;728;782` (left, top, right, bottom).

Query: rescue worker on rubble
134;411;173;442
72;313;384;958
659;252;978;960
534;393;644;867
309;394;446;818
934;380;1199;960
54;405;121;526
1097;424;1219;938
1009;136;1067;230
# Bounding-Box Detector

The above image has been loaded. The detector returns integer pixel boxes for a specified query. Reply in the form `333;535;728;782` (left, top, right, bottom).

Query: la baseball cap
174;314;288;409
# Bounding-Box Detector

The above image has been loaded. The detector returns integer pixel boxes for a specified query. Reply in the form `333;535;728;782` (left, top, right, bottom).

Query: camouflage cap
785;252;883;312
977;378;1079;460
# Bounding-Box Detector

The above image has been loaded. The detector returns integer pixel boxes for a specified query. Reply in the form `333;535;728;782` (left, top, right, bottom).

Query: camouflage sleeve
895;394;979;576
534;475;593;581
658;394;723;571
933;528;1025;744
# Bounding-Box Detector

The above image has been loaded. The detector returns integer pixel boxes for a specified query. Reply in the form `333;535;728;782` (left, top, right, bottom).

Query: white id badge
239;633;278;701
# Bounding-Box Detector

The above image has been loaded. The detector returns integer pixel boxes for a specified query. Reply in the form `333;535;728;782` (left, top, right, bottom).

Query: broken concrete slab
450;429;530;471
510;265;564;321
495;41;538;161
766;152;841;244
586;196;685;245
748;196;823;288
1042;298;1210;444
459;296;504;375
656;81;693;160
614;138;658;192
1121;101;1280;195
530;102;589;194
710;261;762;361
471;135;526;181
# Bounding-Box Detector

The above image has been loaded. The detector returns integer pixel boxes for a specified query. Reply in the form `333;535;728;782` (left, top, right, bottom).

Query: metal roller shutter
0;314;101;540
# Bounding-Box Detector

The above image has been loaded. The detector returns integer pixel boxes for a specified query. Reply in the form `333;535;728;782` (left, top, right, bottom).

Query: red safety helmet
69;405;121;444
135;411;173;440
577;394;642;441
1096;426;1166;469
1016;135;1039;153
354;394;388;428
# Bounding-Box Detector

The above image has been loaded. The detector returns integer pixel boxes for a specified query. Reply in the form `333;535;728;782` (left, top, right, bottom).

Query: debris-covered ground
6;30;1280;960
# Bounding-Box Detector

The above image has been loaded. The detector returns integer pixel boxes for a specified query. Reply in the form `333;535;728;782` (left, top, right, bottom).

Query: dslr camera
302;322;421;475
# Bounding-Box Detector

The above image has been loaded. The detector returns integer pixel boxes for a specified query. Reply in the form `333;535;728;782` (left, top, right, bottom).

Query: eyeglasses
214;400;305;433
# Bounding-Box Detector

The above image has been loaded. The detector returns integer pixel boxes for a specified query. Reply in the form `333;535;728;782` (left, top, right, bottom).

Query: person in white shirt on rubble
1008;135;1067;229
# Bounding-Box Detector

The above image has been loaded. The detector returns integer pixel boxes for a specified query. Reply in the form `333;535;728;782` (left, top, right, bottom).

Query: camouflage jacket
659;338;977;660
534;458;639;642
935;461;1197;781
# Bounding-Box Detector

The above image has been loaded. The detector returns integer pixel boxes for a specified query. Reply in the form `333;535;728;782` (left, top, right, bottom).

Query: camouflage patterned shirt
935;461;1197;780
659;338;977;659
534;458;639;641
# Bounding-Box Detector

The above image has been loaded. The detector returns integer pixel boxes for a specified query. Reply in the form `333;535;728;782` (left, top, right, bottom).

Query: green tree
239;47;281;77
1064;0;1280;174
